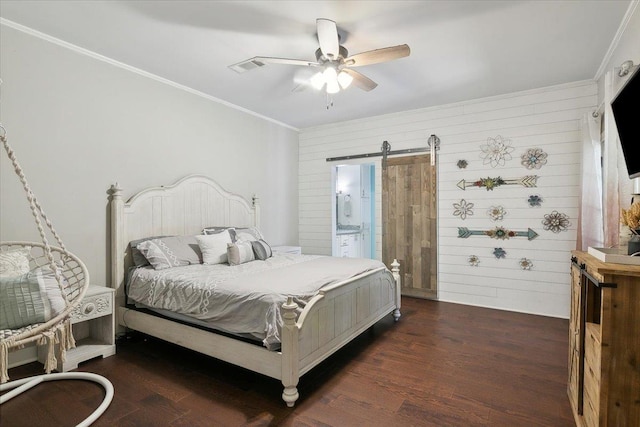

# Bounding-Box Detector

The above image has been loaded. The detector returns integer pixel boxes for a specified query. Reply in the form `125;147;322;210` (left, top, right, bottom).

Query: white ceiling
0;1;631;129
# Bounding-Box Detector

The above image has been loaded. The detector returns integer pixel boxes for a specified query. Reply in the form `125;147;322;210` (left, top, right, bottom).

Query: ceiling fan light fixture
323;66;338;82
326;79;340;94
310;72;325;90
337;71;353;89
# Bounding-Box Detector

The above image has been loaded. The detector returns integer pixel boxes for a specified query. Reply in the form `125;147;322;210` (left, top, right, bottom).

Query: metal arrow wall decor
457;175;538;191
458;226;539;241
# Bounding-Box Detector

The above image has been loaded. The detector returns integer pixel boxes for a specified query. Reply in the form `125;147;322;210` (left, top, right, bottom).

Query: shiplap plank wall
299;81;597;318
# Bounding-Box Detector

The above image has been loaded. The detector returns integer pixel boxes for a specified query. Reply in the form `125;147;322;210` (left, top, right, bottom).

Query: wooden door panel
382;154;437;299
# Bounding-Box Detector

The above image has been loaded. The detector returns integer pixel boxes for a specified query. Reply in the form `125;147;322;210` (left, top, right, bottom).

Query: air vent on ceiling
228;58;266;73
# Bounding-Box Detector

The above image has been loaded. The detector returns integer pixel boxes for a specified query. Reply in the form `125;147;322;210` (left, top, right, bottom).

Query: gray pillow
203;226;264;243
227;241;255;266
136;236;203;270
235;227;265;242
251;239;273;260
0;268;66;330
129;236;170;267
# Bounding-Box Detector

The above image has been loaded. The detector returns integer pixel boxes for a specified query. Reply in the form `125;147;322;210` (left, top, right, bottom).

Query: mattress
127;254;387;349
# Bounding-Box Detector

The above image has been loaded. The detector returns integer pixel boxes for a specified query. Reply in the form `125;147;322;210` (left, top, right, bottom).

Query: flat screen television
611;65;640;179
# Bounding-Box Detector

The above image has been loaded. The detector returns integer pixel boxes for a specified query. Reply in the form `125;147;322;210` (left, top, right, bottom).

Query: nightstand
38;285;116;372
272;245;302;255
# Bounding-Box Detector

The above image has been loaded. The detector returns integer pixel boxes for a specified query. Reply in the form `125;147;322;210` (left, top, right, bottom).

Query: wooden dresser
569;251;640;427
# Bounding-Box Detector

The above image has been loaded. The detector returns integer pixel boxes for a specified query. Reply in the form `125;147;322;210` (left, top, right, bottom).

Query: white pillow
196;231;233;265
0;248;31;278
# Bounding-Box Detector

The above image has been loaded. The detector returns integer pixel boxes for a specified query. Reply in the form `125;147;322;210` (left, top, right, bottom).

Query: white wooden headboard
109;174;259;304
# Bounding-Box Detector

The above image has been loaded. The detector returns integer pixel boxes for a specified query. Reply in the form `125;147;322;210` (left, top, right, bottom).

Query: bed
109;174;401;406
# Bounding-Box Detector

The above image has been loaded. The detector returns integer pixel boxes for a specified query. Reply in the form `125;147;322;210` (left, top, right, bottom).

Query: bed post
281;296;299;407
109;183;125;307
252;194;261;228
391;259;402;321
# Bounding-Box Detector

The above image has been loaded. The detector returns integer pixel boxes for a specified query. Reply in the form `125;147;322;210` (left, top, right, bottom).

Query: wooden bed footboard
280;262;401;406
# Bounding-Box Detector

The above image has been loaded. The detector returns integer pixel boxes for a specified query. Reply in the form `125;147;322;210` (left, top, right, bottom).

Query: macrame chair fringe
0;340;10;383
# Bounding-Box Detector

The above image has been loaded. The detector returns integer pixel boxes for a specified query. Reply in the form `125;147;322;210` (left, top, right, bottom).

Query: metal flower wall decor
493;248;507;259
468;255;480;266
480;135;515;168
488;206;506;221
457;159;468;169
519;258;533;270
453;199;474;220
528;195;543;207
542;210;571;233
521;148;548;170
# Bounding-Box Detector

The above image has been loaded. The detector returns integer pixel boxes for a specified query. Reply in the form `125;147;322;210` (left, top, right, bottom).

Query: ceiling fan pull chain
326;93;334;110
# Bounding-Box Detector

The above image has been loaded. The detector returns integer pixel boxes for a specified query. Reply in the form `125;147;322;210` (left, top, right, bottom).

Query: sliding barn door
382;154;437;299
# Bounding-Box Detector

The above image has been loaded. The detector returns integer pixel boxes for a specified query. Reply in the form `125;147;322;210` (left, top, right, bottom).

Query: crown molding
594;0;639;81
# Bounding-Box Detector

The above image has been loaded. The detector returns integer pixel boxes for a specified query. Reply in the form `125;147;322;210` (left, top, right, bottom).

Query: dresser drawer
70;292;113;323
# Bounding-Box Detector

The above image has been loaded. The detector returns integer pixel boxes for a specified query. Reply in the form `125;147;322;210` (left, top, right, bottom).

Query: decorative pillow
196;231;233;265
129;236;170;267
0;267;66;330
136;236;203;270
204;226;264;243
235;227;265;243
0;248;31;278
227;241;255;266
202;227;234;235
251;239;273;260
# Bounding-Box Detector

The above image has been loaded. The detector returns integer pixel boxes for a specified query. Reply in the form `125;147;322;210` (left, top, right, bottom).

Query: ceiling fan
229;19;410;94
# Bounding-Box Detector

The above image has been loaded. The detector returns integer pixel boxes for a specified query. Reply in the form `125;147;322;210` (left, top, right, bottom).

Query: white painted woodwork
109;175;401;406
37;286;116;372
299;81;597;318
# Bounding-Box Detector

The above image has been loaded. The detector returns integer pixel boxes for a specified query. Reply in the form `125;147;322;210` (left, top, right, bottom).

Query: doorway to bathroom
333;164;375;259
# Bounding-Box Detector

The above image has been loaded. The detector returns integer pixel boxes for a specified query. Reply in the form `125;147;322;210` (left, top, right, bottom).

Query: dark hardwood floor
2;298;574;426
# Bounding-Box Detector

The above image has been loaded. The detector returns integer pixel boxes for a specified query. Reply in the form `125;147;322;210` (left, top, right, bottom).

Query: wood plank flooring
2;298;574;426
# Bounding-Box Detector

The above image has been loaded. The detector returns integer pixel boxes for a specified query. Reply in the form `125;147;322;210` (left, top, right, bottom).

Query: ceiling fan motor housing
315;46;349;64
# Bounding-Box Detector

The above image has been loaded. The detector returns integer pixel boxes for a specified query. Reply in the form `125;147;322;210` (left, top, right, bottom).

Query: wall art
458;226;539;240
488;206;506;221
521;148;548;169
542;210;571;233
480;135;514;168
457;159;468;169
528;195;543;207
453;199;474;220
493;248;507;259
519;258;533;270
468;255;480;266
457;175;538;191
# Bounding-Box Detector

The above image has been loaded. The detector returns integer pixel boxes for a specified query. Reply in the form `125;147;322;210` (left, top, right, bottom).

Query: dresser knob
83;303;95;315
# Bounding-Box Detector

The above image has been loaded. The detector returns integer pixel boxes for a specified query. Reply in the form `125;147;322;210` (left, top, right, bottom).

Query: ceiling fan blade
342;69;378;91
229;57;320;73
344;44;410;67
317;18;340;60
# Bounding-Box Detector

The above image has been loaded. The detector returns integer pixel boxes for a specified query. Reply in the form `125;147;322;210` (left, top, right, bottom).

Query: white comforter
127;254;387;349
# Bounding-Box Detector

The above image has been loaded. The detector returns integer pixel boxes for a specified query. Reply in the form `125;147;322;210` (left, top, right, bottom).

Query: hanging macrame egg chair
0;124;113;426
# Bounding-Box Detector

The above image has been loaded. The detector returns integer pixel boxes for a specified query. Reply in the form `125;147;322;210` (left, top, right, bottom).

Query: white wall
300;81;597;318
0;24;299;290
